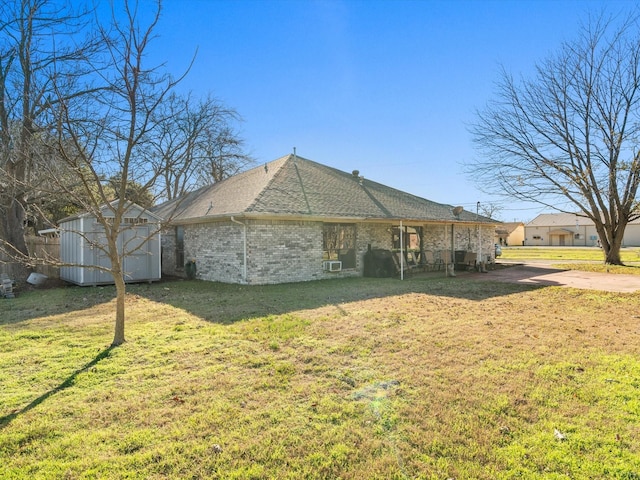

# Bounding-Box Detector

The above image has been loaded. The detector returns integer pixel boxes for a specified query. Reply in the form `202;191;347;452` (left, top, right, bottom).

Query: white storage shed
60;201;162;286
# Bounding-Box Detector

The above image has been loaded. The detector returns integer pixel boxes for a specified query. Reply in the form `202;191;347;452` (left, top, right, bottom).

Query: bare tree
468;12;640;264
150;92;252;201
478;202;503;221
195;124;253;187
48;0;184;346
0;0;99;278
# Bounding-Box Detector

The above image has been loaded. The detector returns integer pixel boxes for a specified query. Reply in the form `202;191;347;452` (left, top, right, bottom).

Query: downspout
230;216;247;284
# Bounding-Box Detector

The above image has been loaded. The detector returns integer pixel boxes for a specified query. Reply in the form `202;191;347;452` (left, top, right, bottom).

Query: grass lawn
500;246;640;275
2;274;640;479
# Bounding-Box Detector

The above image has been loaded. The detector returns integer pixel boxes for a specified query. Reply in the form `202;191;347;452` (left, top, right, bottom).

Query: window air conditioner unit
322;260;342;272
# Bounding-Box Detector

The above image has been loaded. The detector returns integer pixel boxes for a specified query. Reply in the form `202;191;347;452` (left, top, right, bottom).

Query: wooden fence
25;235;61;279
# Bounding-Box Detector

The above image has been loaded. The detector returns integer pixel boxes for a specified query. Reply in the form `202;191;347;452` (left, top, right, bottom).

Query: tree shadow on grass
0;346;115;429
128;270;549;326
1;284;116;326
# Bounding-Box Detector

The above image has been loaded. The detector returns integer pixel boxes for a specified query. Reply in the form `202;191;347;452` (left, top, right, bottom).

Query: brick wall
160;219;495;284
246;220;324;284
445;224;496;264
167;220;334;284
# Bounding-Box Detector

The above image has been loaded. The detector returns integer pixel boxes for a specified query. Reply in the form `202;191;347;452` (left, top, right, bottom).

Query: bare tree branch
468;10;640;264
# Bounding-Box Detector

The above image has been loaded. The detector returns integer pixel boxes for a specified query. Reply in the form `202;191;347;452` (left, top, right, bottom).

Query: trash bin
363;248;394;277
185;260;197;280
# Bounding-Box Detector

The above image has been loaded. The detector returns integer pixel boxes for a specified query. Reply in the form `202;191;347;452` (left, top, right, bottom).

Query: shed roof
153;154;497;224
59;200;162;224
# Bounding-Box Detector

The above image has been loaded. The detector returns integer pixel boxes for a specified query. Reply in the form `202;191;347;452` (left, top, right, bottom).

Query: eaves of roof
168;211;496;226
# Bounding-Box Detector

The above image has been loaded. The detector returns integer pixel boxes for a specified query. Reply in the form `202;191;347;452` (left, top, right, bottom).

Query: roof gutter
230;216;247;284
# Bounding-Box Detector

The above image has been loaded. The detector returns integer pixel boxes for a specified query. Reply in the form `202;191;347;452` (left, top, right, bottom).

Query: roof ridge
245;154;294;211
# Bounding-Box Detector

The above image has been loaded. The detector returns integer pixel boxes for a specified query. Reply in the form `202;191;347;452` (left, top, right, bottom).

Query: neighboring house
495;222;525;247
153;154;499;285
524;212;640;247
60;201;162;286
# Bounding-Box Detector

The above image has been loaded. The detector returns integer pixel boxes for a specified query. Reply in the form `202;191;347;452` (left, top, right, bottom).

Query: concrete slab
468;262;640;293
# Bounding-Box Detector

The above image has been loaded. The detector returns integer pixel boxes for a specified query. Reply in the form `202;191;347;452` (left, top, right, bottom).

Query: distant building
495;222;524;247
524;213;640;247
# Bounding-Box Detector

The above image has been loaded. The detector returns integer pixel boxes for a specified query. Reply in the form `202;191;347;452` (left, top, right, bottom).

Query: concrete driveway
469;261;640;293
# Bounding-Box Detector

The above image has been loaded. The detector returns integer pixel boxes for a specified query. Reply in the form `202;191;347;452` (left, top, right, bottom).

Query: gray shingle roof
495;221;523;235
153;154;495;224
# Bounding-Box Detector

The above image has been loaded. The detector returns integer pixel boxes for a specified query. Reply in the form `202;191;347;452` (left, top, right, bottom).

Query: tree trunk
0;196;30;282
112;269;127;346
604;242;624;265
602;226;625;265
1;158;29;259
4;198;28;255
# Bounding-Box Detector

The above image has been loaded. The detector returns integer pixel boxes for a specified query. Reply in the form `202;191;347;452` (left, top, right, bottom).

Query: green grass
501;246;640;274
2;277;640;479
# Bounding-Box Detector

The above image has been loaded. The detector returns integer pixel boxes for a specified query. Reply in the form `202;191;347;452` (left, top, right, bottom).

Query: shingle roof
527;212;590;226
495;221;523;235
153;154;495;224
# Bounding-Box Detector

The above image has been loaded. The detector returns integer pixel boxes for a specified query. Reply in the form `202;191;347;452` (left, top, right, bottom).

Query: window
323;224;356;269
124;217;148;225
102;216;148;226
175;226;185;269
392;225;422;252
532;235;542;240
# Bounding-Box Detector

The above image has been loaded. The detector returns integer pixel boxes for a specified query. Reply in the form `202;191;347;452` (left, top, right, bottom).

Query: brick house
153;154;498;285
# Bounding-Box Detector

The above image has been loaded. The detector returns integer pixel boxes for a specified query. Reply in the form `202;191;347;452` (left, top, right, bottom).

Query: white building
524;213;640;247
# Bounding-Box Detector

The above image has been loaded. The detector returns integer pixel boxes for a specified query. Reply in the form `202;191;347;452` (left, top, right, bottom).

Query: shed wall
60;212;161;286
60;217;86;285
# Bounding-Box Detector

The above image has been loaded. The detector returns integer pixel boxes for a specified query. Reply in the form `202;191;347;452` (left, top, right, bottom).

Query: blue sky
138;0;631;222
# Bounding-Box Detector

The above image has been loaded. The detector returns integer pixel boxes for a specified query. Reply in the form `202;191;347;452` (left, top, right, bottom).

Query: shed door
90;232;113;284
123;226;150;281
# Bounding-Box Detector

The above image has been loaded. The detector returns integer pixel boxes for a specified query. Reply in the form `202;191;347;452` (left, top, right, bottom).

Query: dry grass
2;275;640;479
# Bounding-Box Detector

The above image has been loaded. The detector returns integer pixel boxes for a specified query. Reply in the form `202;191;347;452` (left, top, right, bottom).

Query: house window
175;226;185;269
392;225;422;252
532;235;542;240
391;226;423;264
323;223;356;269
